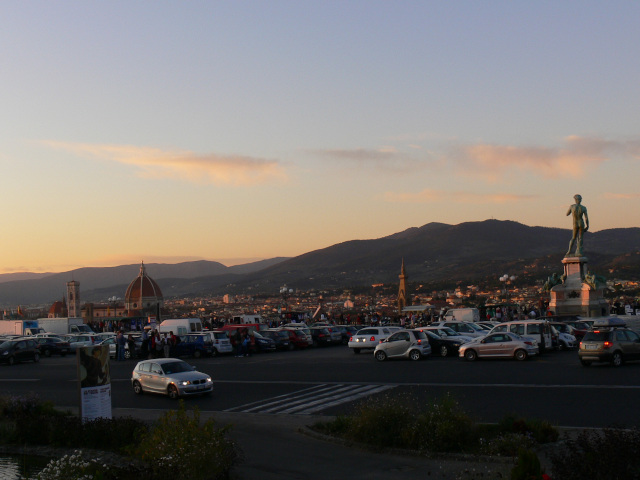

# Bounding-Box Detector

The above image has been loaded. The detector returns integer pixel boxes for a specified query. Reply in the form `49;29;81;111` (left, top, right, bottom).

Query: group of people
233;328;251;357
114;329;180;360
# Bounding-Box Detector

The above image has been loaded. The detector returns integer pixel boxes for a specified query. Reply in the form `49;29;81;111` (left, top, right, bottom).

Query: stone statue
566;194;589;257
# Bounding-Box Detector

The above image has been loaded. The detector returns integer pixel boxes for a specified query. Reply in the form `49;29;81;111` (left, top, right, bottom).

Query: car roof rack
592;317;627;329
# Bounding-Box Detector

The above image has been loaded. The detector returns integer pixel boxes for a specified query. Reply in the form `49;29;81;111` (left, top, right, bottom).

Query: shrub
499;415;559;444
510;448;546;480
549;427;640;480
135;401;238;480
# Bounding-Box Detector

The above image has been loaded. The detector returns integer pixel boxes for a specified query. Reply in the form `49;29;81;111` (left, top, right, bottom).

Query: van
158;318;203;336
489;320;553;352
442;308;480;323
232;314;266;325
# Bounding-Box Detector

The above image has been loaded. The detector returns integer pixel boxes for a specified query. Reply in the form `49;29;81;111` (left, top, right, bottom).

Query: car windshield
0;340;14;349
468;323;485;332
161;362;193;374
253;332;265;339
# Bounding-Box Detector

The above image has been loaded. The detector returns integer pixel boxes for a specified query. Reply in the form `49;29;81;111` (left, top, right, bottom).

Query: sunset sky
2;1;639;274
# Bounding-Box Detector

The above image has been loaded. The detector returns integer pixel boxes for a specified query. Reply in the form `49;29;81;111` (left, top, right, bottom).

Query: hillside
2;220;639;306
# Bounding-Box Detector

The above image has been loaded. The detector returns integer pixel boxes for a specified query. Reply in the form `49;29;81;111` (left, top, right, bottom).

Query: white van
489;320;553;351
158;318;203;336
442;308;480;323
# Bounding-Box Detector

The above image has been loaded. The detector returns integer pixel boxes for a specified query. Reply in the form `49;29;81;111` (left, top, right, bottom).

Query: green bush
549;427;640;479
136;401;238;480
510;448;546;480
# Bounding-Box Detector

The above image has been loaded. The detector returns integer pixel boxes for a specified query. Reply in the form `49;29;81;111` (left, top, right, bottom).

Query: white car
348;327;400;354
373;329;432;361
422;326;474;344
131;358;212;399
430;321;486;338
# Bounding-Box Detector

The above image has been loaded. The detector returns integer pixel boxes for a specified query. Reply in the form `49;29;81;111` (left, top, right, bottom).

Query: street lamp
499;275;517;320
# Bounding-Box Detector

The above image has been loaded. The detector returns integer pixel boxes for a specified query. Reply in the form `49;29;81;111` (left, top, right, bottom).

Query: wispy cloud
384;189;539;204
449;136;639;181
43;141;288;186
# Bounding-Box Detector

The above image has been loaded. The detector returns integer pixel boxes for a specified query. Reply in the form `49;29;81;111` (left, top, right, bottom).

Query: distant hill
1;220;639;306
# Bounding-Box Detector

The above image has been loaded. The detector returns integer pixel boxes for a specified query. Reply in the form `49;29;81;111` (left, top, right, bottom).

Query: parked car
309;327;334;347
174;334;214;358
550;323;577;350
579;318;640;367
64;334;99;352
262;329;292;350
131;358;212;399
373;329;431;361
252;331;277;353
33;336;71;357
201;331;233;356
0;338;40;365
422;329;464;357
431;321;486;338
422;326;474;344
459;332;539;361
488;320;553;352
348;327;399;353
281;327;312;349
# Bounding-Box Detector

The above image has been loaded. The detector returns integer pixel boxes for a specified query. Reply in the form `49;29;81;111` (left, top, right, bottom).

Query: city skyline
2;2;639;274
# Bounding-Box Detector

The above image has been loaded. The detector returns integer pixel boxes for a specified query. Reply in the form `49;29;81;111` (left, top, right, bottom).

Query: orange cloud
43;141;288;186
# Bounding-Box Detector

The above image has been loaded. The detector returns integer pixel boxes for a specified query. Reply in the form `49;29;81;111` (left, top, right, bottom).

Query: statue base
548;256;609;318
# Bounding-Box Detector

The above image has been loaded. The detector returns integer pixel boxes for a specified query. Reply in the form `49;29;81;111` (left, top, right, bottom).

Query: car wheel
168;384;180;399
194;350;202;359
43;348;52;357
409;349;421;361
210;348;218;357
611;351;623;367
580;359;592;367
124;349;131;360
464;349;477;362
8;356;15;366
514;349;527;361
439;345;449;357
288;343;295;351
61;352;66;357
133;380;143;395
34;353;40;363
375;350;387;362
353;348;361;354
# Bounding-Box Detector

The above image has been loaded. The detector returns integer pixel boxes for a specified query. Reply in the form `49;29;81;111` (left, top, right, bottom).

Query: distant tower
397;259;410;315
67;280;80;318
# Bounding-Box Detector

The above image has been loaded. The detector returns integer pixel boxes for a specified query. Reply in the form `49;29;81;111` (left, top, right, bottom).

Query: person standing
116;330;126;362
162;333;171;358
141;328;149;359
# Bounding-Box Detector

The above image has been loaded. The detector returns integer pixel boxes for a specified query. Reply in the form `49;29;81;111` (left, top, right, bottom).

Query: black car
309;327;333;347
0;338;40;365
33;337;71;357
262;330;292;350
423;330;465;357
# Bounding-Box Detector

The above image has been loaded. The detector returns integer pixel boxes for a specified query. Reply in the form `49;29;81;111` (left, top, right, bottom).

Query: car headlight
206;377;212;383
179;380;191;386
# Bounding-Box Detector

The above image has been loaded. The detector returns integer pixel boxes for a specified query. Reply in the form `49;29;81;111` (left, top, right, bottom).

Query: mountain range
2;219;640;306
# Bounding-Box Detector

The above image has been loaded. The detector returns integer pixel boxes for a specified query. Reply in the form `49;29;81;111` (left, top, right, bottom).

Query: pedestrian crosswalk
224;383;395;415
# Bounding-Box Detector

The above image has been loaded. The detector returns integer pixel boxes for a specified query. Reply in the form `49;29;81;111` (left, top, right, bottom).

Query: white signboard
77;345;112;422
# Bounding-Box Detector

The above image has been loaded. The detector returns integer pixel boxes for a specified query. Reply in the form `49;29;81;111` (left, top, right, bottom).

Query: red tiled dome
125;262;163;312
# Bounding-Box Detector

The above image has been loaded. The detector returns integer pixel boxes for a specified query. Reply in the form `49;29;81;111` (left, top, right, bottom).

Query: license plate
585;344;598;350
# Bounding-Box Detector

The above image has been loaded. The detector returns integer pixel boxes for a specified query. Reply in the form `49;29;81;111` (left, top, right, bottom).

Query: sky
1;1;639;274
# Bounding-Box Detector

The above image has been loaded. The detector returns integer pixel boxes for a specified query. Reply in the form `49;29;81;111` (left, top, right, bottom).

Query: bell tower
397;258;410;314
67;280;80;318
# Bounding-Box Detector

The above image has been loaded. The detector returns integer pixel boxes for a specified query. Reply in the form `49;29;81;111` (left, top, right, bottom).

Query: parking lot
2;338;640;428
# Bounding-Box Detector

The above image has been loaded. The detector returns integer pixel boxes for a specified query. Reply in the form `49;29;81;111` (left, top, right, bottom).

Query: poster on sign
77;344;111;422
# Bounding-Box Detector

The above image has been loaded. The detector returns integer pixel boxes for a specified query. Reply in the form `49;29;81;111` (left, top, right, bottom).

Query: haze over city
2;1;639;275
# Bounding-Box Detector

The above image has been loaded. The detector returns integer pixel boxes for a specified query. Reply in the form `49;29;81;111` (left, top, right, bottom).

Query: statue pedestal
548;256;609;317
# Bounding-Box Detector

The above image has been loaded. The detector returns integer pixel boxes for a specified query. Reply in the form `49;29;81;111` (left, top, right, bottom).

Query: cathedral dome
125;262;163;314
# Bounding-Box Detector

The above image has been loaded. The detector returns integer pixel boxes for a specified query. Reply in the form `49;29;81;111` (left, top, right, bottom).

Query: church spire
397;258;410;315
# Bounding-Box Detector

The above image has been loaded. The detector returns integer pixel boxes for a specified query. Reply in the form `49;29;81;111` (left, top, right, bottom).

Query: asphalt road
1;345;639;428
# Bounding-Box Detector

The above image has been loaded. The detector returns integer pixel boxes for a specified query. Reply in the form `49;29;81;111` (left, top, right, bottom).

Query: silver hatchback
131;358;213;399
373;329;432;361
